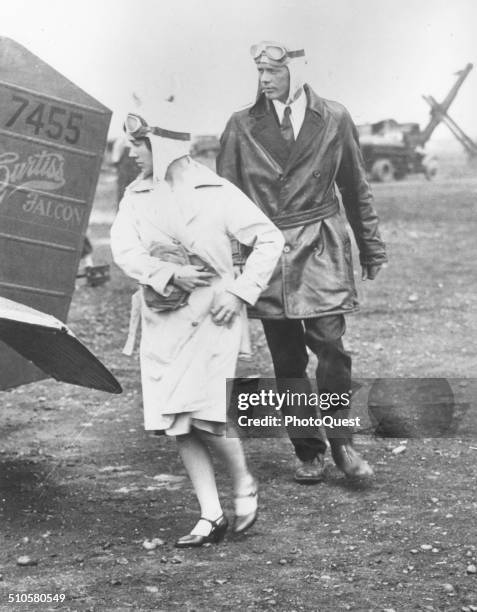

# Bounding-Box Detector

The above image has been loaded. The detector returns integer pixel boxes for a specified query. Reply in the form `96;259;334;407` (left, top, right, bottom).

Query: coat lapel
168;160;218;226
249;88;327;174
250;99;289;170
285;89;326;173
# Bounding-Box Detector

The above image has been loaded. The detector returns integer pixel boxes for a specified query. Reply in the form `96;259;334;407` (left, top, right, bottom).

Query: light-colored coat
110;160;284;430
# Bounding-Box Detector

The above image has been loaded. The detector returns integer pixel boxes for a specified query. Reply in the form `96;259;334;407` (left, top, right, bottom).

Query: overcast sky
2;0;476;148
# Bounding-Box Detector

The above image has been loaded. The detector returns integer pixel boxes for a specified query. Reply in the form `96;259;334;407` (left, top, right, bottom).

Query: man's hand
361;264;383;281
210;291;243;326
173;265;215;292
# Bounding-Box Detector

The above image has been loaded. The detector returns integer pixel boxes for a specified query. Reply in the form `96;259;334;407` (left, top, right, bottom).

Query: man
217;40;387;483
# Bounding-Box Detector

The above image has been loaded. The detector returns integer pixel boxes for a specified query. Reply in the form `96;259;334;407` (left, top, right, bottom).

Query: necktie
281;106;294;146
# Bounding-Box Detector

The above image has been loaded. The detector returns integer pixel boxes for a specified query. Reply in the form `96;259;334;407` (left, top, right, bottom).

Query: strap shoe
233;479;258;534
174;515;228;548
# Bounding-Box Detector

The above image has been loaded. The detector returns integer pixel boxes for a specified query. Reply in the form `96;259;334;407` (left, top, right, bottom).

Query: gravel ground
0;162;476;611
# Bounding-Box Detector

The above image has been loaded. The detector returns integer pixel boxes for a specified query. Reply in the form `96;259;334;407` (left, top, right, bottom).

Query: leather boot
328;438;373;478
326;410;373;478
294;454;326;484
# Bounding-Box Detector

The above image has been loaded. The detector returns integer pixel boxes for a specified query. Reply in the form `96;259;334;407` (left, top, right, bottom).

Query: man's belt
231;198;340;267
270;197;339;229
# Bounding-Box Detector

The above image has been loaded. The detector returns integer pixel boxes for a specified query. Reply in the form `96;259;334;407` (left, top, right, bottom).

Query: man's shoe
329;440;374;479
294;455;325;484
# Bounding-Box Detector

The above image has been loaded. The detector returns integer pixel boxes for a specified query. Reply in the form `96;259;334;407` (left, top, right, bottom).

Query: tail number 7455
5;94;83;145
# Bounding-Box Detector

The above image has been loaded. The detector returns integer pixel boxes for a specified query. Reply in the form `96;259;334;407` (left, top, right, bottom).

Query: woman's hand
210;291;243;326
173;265;215;292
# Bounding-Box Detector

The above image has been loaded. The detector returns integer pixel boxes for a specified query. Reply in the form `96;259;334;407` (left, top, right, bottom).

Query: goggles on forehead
124;114;149;138
124;113;191;141
250;42;305;62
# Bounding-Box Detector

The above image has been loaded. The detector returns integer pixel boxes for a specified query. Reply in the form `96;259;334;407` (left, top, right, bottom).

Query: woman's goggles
124;114;150;138
124;113;191;141
250;43;305;62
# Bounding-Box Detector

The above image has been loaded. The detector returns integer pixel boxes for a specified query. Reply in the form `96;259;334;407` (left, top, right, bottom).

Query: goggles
124;113;190;141
124;113;149;138
250;42;305;63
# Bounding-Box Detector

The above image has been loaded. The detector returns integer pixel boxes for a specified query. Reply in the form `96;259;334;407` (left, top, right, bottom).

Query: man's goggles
124;113;190;141
250;42;305;63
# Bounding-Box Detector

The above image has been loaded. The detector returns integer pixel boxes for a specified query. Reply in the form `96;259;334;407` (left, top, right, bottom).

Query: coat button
313;170;320;178
191;321;199;327
283;245;291;253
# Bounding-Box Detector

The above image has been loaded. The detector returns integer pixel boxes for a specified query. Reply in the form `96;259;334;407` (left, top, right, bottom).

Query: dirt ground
1;157;476;612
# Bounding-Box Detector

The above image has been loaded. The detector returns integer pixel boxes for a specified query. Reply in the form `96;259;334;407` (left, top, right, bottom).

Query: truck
357;119;437;182
357;63;476;182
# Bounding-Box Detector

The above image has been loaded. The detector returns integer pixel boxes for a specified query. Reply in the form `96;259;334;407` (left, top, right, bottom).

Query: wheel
394;170;407;181
423;157;438;180
371;158;395;182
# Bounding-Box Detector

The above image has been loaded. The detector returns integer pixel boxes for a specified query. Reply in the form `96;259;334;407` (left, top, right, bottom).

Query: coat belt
271;197;339;229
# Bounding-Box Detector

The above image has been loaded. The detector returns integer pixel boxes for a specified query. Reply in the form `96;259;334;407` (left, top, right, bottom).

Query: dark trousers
262;315;351;462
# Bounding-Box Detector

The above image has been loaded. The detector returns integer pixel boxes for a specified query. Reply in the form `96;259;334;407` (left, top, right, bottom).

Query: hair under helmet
124;102;191;183
252;40;307;103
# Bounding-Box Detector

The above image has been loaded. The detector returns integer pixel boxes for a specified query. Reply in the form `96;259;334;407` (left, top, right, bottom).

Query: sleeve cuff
226;277;264;306
359;253;388;266
144;263;183;295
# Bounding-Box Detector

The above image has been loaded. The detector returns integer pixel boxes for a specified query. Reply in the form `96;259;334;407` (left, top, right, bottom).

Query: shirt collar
250;85;325;118
272;87;307;116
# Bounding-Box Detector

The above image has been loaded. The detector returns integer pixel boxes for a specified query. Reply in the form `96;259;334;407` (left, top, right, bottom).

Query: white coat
110;159;284;432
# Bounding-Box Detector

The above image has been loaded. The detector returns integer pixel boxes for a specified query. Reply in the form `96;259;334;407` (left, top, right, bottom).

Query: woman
110;105;284;547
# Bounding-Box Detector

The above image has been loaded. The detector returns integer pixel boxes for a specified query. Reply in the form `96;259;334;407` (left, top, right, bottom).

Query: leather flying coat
217;85;387;319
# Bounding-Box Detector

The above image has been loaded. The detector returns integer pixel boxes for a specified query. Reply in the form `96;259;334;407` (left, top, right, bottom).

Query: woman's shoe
233;481;258;534
174;515;228;548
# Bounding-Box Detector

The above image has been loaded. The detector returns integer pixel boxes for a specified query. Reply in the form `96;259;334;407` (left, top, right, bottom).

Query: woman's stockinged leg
176;430;223;530
197;429;258;533
196;429;255;496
